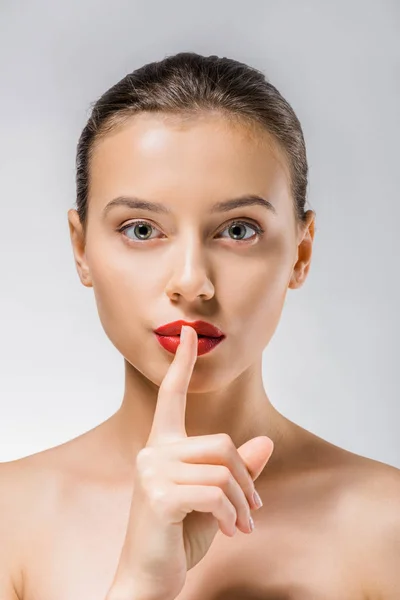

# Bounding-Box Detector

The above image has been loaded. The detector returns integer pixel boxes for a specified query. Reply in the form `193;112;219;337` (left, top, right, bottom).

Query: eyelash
116;219;265;245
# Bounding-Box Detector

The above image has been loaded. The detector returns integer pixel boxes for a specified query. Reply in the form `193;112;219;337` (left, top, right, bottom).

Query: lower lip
154;333;225;356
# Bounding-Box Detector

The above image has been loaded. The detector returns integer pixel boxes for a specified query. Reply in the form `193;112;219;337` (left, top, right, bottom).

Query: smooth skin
0;112;399;600
106;324;273;600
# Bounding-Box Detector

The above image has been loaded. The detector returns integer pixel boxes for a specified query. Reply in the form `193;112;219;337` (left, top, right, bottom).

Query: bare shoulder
289;427;400;597
0;437;94;600
337;452;400;598
338;450;400;527
0;458;41;600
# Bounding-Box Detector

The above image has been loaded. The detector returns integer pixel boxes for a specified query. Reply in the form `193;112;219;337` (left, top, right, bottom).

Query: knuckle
216;488;230;507
148;485;172;515
136;446;153;466
218;465;233;487
212;486;226;506
217;432;234;454
140;465;157;483
136;448;158;481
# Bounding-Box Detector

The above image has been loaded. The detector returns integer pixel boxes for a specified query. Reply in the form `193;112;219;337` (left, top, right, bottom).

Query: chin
130;353;238;394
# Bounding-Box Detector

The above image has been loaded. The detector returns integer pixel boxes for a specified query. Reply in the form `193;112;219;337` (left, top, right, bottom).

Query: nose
164;236;215;302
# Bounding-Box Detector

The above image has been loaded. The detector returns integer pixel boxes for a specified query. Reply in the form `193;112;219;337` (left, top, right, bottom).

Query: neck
106;356;296;478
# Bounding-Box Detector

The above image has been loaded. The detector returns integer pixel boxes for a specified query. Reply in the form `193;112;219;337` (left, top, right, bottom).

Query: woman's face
68;112;313;391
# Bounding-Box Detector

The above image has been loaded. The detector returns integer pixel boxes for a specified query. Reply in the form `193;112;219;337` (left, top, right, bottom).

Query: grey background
0;1;398;467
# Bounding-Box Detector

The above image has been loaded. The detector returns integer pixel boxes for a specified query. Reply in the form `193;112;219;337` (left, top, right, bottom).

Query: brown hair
75;52;311;236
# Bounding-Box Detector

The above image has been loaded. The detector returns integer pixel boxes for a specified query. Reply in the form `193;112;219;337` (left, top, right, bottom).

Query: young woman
1;52;399;600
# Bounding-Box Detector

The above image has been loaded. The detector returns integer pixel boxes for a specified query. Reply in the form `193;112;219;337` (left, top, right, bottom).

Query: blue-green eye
120;221;158;241
217;221;263;241
117;219;264;243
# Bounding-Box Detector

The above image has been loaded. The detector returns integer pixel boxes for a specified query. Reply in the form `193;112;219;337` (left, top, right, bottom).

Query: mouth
154;319;225;338
154;331;225;356
153;320;226;356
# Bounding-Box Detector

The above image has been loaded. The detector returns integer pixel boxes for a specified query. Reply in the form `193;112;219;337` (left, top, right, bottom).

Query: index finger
147;325;198;445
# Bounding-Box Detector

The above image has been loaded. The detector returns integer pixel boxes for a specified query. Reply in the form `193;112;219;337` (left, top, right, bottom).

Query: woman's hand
106;325;274;600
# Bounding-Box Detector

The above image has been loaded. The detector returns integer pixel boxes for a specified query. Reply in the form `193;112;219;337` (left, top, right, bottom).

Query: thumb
237;436;274;482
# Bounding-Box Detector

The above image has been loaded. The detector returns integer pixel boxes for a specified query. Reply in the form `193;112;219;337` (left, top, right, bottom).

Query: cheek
227;276;288;357
220;244;292;333
88;251;150;345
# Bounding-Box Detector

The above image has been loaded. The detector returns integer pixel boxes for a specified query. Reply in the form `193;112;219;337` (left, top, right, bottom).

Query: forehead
88;112;291;208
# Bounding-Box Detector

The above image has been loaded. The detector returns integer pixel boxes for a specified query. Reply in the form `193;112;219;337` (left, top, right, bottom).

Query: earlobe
67;209;93;288
80;269;93;288
288;262;307;289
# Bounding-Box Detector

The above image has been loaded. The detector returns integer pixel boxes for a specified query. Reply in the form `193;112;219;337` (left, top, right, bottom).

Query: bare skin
1;112;399;599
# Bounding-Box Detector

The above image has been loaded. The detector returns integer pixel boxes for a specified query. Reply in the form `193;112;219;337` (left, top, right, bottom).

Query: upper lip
154;320;225;338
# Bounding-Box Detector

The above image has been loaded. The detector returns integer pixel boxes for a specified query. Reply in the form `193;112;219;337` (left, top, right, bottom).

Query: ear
288;210;316;290
67;209;93;288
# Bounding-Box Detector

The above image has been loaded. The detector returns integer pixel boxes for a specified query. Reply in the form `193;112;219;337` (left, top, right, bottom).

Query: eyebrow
102;194;277;217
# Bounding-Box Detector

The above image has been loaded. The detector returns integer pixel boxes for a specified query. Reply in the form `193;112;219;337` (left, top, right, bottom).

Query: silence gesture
106;325;274;600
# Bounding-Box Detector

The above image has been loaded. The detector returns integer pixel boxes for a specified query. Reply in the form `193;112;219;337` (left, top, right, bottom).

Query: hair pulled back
75;52;311;235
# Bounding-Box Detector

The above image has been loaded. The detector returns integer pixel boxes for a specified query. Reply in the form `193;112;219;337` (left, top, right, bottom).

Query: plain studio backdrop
0;0;398;467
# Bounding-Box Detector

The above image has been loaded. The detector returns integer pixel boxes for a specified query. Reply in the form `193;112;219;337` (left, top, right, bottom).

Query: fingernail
180;326;188;343
253;490;263;509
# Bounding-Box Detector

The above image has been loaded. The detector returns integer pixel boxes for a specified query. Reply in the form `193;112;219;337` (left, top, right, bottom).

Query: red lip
154;320;225;338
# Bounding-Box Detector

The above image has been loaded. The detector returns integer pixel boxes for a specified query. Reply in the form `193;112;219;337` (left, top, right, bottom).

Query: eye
118;220;161;242
117;219;265;244
217;220;264;242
